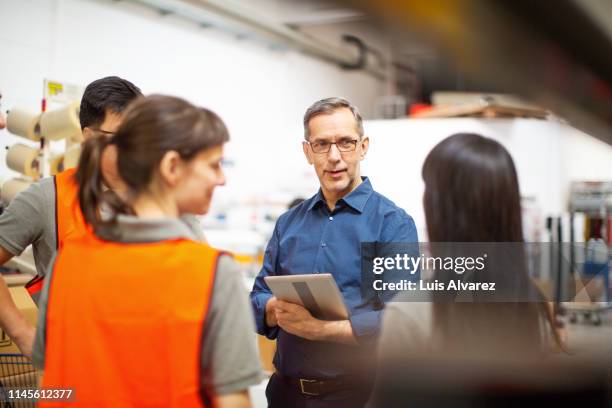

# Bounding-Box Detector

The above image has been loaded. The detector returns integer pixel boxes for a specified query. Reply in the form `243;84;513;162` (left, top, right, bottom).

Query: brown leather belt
274;373;357;397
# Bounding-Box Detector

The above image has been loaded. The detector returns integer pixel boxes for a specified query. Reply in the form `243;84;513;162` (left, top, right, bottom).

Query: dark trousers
265;373;371;408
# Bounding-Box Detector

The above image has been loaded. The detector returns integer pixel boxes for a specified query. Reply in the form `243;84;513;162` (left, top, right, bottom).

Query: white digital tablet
264;273;349;321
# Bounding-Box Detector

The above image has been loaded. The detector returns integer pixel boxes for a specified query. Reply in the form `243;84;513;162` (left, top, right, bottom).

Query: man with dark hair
251;97;419;407
79;76;142;137
0;76;142;357
78;76;142;190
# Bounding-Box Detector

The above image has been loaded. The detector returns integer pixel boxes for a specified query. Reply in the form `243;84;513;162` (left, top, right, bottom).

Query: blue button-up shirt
250;177;418;379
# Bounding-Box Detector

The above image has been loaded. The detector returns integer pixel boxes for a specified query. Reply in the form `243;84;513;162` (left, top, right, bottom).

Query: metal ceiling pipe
127;0;388;80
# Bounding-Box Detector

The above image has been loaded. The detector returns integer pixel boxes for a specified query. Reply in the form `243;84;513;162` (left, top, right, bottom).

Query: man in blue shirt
250;97;418;407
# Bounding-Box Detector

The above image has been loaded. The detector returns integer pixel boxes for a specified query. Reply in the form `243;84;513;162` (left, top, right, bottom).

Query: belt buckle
299;378;320;396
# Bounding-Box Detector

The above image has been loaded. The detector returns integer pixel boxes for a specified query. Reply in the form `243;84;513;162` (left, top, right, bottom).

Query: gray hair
303;97;364;140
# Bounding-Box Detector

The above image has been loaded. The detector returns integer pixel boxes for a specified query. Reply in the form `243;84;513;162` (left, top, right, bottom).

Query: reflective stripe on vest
41;233;219;407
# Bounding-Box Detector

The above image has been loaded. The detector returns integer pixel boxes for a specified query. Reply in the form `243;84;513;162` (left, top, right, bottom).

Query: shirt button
321;243;326;247
329;216;333;221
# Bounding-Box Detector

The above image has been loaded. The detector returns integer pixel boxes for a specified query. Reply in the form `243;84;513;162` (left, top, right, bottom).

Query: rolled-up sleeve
0;182;47;256
349;310;381;340
350;210;419;341
250;222;281;339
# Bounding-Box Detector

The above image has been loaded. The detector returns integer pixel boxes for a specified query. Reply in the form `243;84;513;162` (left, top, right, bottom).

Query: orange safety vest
40;232;220;407
55;167;88;250
26;168;88;299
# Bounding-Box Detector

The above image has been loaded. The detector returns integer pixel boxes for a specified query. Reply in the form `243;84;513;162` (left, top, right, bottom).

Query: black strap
274;373;357;397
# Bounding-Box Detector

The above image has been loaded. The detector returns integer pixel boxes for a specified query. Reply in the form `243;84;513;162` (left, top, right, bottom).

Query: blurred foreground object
346;0;612;145
372;355;611;408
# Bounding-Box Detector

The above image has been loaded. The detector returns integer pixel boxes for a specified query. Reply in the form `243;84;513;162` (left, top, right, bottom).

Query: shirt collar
307;177;373;214
306;190;326;212
96;214;198;243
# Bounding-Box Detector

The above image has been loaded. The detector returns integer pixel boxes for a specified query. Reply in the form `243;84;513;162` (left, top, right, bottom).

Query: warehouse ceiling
121;0;612;145
247;0;367;26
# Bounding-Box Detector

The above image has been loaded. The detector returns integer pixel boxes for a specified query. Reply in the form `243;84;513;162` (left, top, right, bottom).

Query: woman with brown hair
369;133;564;406
32;95;261;407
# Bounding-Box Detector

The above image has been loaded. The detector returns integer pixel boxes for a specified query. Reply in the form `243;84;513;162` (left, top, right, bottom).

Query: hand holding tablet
264;273;349;320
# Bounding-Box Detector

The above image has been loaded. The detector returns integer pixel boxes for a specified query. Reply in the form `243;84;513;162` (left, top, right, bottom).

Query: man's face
90;110;124;191
82;109;123;141
302;107;369;202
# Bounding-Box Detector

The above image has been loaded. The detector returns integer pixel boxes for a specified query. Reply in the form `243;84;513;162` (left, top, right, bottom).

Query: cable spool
39;102;80;141
68;125;84;144
49;154;65;175
6;143;40;179
1;178;32;204
63;144;81;169
6;109;41;141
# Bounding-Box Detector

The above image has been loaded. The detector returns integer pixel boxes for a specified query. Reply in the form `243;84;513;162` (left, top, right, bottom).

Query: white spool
63;144;81;169
6;109;41;141
68;128;84;144
49;154;65;175
1;178;32;204
6;143;40;178
39;102;80;141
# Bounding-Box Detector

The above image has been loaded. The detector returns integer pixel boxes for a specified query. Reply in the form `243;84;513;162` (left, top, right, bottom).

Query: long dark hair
422;133;561;354
423;133;523;242
76;94;229;230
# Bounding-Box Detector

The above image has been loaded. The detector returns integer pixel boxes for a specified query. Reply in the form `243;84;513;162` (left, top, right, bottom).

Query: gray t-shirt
32;215;262;396
0;177;56;275
0;175;205;277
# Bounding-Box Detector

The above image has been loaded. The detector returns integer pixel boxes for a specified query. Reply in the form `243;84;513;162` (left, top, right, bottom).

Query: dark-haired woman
33;95;261;408
369;133;563;406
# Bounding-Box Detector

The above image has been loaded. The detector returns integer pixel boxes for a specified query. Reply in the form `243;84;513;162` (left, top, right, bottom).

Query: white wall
561;126;612;182
0;0;385;199
362;118;612;240
1;0;610;237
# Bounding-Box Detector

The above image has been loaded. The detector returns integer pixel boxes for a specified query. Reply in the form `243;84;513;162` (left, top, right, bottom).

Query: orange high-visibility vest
55;167;88;250
41;232;220;408
26;168;88;299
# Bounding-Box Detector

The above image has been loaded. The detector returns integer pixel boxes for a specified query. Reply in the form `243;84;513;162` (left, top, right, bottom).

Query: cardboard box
257;336;276;374
2;274;32;287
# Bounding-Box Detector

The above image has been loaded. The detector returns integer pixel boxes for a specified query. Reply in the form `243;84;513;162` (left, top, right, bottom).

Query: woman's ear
158;150;183;187
82;127;94;140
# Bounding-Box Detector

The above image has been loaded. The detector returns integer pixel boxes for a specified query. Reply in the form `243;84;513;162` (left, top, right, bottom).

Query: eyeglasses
92;128;115;138
95;129;115;136
307;139;359;154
